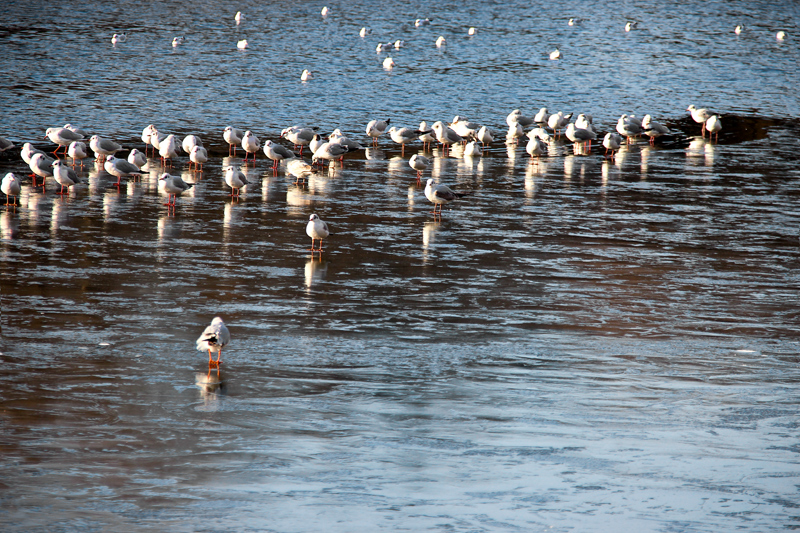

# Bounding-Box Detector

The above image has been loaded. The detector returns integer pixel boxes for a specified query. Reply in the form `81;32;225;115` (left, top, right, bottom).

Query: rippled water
2;0;800;531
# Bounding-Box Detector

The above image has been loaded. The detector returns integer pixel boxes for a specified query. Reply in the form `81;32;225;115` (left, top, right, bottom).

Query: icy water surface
1;0;800;531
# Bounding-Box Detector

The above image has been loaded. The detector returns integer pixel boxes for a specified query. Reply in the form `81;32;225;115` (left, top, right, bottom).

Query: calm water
1;1;800;531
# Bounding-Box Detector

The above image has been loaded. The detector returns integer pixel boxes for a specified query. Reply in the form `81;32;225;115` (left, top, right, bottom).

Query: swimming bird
159;173;193;206
602;132;623;157
366;118;391;146
237;39;248;50
182;135;202;155
235;11;244;25
687;105;712;135
51;159;81;194
415;18;431;27
705;115;722;141
468;27;476;35
111;33;126;45
776;31;786;41
383;57;396;69
507;109;534;127
241;130;260;162
223;126;244;156
2;173;21;205
263;140;295;169
526;137;546;160
306;213;329;252
734;25;743;35
224;166;250;197
321;6;329;17
476;126;493;146
436;36;446;47
625;21;637;32
642;115;670;144
394;40;405;49
189;146;208;170
68;141;88;167
549;48;561;60
376;42;393;53
281;126;317;155
104;155;143;185
172;36;184;47
89;135;121;161
45;127;84;155
301;69;312;81
409;153;430;181
196;317;230;368
359;27;371;38
387;126;422;154
127;148;147;169
425;178;465;215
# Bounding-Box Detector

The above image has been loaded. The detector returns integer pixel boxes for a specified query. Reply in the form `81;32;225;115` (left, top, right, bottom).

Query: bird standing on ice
196;317;231;368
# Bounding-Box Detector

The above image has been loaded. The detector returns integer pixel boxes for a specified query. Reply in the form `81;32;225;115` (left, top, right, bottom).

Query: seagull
387;126;422;154
104;155;143;185
418;121;437;150
435;36;446;47
235;11;244;25
127;148;147;169
158;134;179;166
182;134;202;155
568;18;575;26
309;134;325;155
359;27;371;38
616;114;642;143
148;128;168;154
527;126;551;143
468;27;477;35
223;126;244;156
382;57;396;69
476;126;493;146
734;25;743;35
141;124;157;153
706;115;722;141
575;113;594;132
29;152;54;187
237;39;248;50
450;116;480;139
549;48;561;60
431;121;463;154
0;137;14;153
224;166;250;197
21;143;45;165
111;33;126;45
526;137;546;159
321;6;329;17
301;69;312;81
263;140;295;169
603;132;623;157
51;159;81;194
159;173;193;206
89;135;122;161
506;122;525;144
415;18;431;27
172;36;184;47
241;130;260;162
366;118;391;146
376;42;393;53
547;112;572;138
312;142;349;166
2;173;21;205
425;178;465;215
507;109;534;127
286;158;314;182
464;140;482;157
625;21;637;32
68;141;88;167
409;153;430;181
687;105;712;135
642;115;670;144
45;126;84;155
329;129;364;151
776;31;786;41
189;146;208;170
196;317;230;368
281;126;318;154
534;107;549;123
306;213;329;252
394;39;404;49
565;123;597;149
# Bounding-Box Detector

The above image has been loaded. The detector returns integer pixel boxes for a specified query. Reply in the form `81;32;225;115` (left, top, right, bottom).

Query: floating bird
2;173;21;205
301;69;312;81
189;146;208;170
436;36;446;47
263;140;295;169
468;27;477;35
734;25;743;35
45;127;83;155
359;27;371;38
383;57;396;69
0;137;14;153
706;115;722;141
172;36;184;47
687;105;712;135
387;126;422;154
241;130;260;162
64;123;89;137
224;166;250;196
51;159;81;194
159;173;193;206
235;11;244;25
603;132;623;157
306;213;329;252
68;141;88;167
418;121;437;150
237;39;248;49
127;148;146;169
281;126;317;155
376;42;393;53
409;153;430;181
625;21;637;32
425;178;465;215
366;118;391;146
549;48;561;60
321;6;329;16
111;33;126;45
89;135;122;161
104;155;142;185
642;115;670;144
415;18;431;27
223;126;244;156
776;31;786;41
568;18;575;26
196;317;230;368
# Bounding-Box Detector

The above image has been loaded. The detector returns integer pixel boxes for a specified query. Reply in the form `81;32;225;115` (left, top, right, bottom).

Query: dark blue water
1;1;799;531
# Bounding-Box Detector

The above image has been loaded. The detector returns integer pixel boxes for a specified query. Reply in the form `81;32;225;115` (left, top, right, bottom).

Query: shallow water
2;1;800;531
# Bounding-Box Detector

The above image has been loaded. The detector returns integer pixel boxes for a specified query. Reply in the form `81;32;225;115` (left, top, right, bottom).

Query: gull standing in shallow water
68;141;88;167
51;160;81;194
159;173;193;207
687;105;712;135
603;132;623;158
366;118;391;146
2;173;21;205
642;115;670;144
306;213;329;253
705;115;722;142
223;126;244;156
196;317;230;368
263;140;295;169
241;131;260;162
409;154;429;182
29;152;54;187
425;178;465;215
104;155;142;185
224;167;250;197
45;127;84;155
89;135;122;162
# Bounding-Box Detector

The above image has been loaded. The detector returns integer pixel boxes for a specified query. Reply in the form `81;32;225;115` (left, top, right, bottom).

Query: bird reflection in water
1;210;19;240
195;368;225;403
422;219;440;260
304;256;328;290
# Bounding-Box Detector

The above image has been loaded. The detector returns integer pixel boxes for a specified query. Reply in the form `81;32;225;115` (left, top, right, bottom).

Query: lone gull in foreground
196;317;230;368
306;213;329;253
2;173;21;205
425;178;466;215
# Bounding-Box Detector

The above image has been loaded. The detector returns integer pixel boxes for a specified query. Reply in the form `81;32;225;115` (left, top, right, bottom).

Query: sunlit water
1;1;800;531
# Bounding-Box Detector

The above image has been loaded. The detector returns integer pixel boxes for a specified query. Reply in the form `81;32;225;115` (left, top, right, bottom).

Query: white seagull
431;121;463;153
387;126;421;154
182;134;203;155
603;132;623;157
224;167;250;197
104;155;143;185
241;130;261;162
68;141;88;167
705;115;722;141
89;135;122;161
549;48;561;60
2;173;21;206
301;69;312;81
383;57;396;69
51;159;81;195
436;36;446;47
45;126;84;155
507;109;534;127
687;105;712;135
223;126;244;156
642;115;670;144
409;153;430;181
159;173;193;206
306;213;329;252
281;126;318;155
237;39;248;50
263;140;295;169
127;148;147;169
189;146;208;170
526;137;546;160
366;118;391;146
425;178;465;215
196;317;230;368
